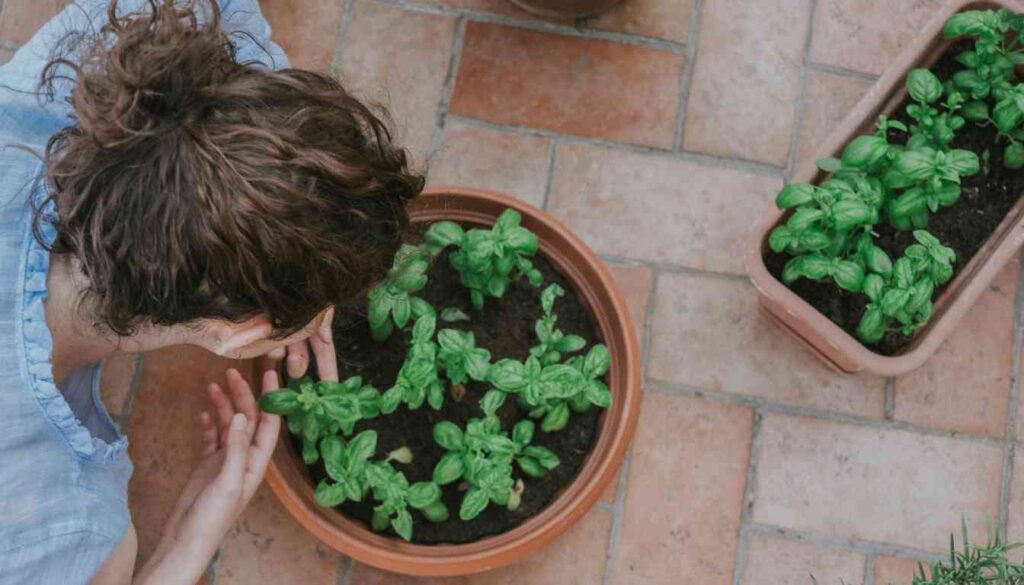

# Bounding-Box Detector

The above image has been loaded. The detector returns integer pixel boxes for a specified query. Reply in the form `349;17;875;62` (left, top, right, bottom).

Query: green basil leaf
301;436;319;465
408;482;442;509
495;208;522;231
371;509;390;532
856;306;887;343
787;208;825;231
541;402;570;432
459;487;491;521
426;382;444;411
817;157;842;172
487;359;527;391
782;257;803;285
798;228;831;251
512;420;535;447
796;255;831;281
440;306;471;323
433;452;465;485
411;314;436;344
347;430;378;463
943;10;1005;37
962;100;990;121
480;389;507;416
1006;142;1024;169
769;225;795;254
380;385;404;414
257;389;301;415
888;188;928;220
831;200;876;231
517;456;547;478
421;500;449;523
314;480;347;507
895;148;938;181
841;135;889;168
907;68;942;104
582;344;611;379
832;261;865;293
392;508;413;542
438;329;471;352
504;226;538;255
409;296;435;320
424;221;465;253
863;273;886;302
522;445;560;470
585;380;614;409
392;294;411;328
945;149;980;176
554;334;586;353
465;350;491;381
993;97;1024;132
881;289;912;317
863;246;893;276
775;183;816;209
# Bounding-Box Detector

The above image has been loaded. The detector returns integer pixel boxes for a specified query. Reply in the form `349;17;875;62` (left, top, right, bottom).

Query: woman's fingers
199;412;218;457
285;340;309;379
309;329;338;382
224;368;258;426
243;371;282;499
207;383;235;431
217;413;251;499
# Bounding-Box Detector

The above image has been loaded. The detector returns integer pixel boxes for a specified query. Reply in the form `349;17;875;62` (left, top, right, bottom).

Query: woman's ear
204;316;275;358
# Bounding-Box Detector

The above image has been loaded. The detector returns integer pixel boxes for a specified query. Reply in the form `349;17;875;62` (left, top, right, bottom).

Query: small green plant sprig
943;10;1024;168
314;430;448;541
906;522;1024;585
486;344;612;432
258;376;381;464
380;314;446;413
423;209;544;310
531;284;586;366
905;68;966;150
855;231;955;343
432;417;559;520
436;328;492;386
368;244;436;342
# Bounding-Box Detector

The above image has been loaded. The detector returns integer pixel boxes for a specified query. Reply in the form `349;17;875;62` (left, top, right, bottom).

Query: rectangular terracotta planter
745;0;1024;377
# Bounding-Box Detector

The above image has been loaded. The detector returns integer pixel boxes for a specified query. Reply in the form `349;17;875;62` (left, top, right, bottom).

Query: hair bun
51;0;237;147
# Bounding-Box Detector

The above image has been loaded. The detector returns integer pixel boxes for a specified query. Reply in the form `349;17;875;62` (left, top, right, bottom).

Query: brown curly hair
36;0;422;337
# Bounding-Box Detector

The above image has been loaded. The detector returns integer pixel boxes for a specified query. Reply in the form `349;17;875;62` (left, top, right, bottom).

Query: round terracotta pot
507;0;625;19
263;186;642;577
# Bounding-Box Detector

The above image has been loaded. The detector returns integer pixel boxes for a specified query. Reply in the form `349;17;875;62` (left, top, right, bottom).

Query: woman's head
38;0;422;356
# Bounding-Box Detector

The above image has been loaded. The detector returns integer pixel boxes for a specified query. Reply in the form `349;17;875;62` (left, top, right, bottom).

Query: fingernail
231;413;247;430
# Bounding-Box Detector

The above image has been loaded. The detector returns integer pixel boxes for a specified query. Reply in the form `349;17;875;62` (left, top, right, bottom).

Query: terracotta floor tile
740;535;865;585
547;143;781;274
608;263;653;343
469;508;613;584
214;484;345;583
336;0;457;165
259;0;346;71
450;22;684;148
126;346;251;560
99;353;141;420
754;414;1003;552
428;120;552;208
873;556;929;585
794;69;874;169
648;272;886;417
894;262;1017;438
609;392;752;585
683;0;811;166
0;0;68;47
809;0;947;76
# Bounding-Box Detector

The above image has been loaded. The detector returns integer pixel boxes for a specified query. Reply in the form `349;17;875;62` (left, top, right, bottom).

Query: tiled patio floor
5;0;1024;583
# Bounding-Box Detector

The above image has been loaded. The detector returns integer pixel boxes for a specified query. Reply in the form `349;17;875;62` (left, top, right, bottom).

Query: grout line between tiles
747;523;947;565
862;555;874;585
883;378;895;421
329;0;356;78
805;60;880;82
671;0;704;151
639;268;659;368
541;141;557;211
731;409;763;585
998;252;1024;533
446;114;787;178
427;17;467;167
647;381;1005;448
602;448;633;585
369;0;687;54
339;556;353;585
783;0;819;179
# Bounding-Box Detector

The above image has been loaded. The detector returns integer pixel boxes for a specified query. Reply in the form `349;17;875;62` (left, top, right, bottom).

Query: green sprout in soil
258;209;613;541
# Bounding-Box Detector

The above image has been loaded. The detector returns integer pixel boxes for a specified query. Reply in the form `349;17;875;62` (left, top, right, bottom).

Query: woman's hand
134;368;281;585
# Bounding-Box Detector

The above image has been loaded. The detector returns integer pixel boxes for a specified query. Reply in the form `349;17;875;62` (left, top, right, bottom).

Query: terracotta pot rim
745;0;1024;377
264;186;642;576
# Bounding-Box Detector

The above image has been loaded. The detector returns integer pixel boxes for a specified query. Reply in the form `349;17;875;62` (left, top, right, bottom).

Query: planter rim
264;186;643;576
745;0;1024;377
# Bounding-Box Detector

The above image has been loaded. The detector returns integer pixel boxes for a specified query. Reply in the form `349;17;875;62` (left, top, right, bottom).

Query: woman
0;1;422;583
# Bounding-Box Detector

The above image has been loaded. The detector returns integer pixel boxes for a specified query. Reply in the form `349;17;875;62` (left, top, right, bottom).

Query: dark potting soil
290;246;602;545
764;40;1024;356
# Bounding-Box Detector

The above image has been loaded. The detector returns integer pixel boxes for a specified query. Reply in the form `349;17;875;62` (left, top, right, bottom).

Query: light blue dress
0;2;287;583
